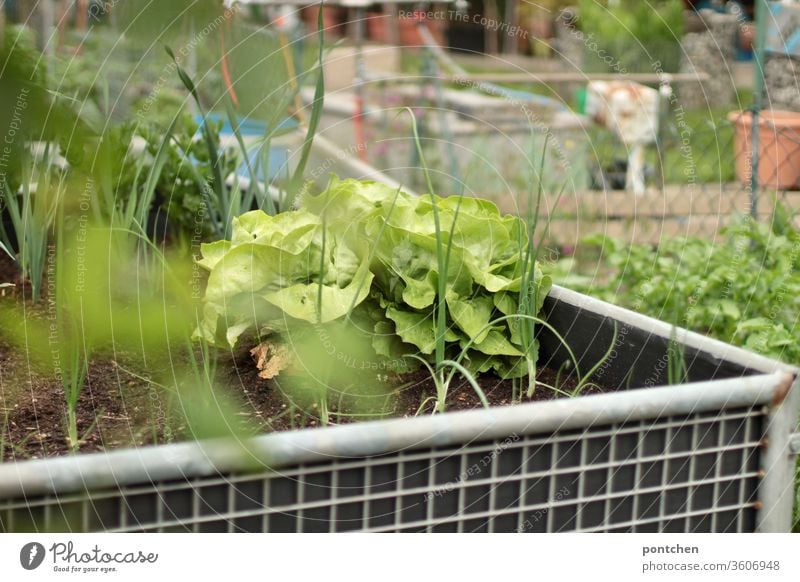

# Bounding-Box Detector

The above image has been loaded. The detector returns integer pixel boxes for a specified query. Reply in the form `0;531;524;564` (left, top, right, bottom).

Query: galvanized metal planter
1;286;798;533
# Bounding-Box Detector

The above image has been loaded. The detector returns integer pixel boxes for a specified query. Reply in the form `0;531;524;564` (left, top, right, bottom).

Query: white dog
586;81;660;195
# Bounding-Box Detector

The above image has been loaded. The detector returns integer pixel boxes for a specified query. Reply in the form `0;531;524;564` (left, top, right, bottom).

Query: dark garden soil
0;257;620;461
1;337;618;461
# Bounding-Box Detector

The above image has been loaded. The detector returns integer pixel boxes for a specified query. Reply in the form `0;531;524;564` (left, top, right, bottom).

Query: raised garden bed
1;286;798;533
4;0;797;538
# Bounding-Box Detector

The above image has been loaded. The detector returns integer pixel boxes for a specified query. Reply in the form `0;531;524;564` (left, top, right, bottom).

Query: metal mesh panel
589;116;800;215
508;116;800;247
0;407;765;533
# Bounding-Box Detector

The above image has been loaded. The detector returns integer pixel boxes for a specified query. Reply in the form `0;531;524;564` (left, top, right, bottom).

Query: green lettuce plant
197;178;553;385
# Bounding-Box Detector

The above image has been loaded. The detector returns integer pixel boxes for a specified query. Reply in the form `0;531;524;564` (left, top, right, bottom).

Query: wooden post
387;3;399;46
484;0;498;54
57;0;71;51
38;0;55;57
76;0;88;31
503;0;518;54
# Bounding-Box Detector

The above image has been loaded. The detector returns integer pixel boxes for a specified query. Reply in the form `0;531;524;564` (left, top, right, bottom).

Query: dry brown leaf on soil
250;341;292;380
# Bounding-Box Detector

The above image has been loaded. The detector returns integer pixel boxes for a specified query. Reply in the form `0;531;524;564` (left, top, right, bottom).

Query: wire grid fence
532;7;800;238
527;111;800;246
0;407;765;533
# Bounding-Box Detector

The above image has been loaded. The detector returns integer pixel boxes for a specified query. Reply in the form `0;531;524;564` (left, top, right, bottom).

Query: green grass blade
286;8;325;207
173;142;224;239
3;181;22;249
441;359;490;408
260;142;276;215
137;114;181;230
122;156;146;231
165;46;228;236
224;96;259;212
0;240;14;261
406;108;446;367
316;208;327;323
408;354;446;411
573;322;618;396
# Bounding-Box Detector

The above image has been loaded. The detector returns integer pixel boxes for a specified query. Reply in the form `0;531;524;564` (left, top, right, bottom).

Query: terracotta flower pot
729;110;800;190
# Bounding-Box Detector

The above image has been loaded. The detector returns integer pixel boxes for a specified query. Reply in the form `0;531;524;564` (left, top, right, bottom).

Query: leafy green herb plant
566;205;800;365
